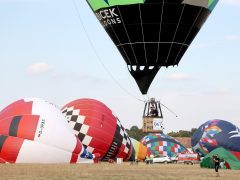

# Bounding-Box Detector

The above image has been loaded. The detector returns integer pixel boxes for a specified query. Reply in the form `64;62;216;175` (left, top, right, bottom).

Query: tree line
125;126;197;141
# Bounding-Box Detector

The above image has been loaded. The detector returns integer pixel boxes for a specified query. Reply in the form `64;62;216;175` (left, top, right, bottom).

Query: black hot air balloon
87;0;218;94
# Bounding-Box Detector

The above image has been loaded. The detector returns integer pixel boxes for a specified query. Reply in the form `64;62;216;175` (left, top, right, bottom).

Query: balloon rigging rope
160;103;178;118
71;0;145;103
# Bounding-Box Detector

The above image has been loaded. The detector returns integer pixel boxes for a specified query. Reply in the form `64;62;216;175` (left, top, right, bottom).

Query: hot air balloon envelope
192;119;240;161
141;133;188;157
0;98;95;163
130;137;150;160
87;0;218;94
62;98;135;161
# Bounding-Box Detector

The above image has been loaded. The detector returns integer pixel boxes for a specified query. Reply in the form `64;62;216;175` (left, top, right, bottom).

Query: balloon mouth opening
128;65;157;72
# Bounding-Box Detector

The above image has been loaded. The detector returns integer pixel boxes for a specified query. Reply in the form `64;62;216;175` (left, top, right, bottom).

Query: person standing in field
213;154;220;177
150;154;154;164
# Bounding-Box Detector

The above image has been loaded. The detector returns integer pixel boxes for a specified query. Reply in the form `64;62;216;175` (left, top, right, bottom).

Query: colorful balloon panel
87;0;218;94
141;133;188;157
192;119;240;160
62;98;135;161
0;98;95;163
130;137;150;160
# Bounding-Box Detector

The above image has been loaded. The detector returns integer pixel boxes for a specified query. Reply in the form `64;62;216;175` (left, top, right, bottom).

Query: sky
0;0;240;133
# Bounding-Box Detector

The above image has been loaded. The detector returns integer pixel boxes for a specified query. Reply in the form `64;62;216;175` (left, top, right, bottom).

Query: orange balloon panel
130;138;149;160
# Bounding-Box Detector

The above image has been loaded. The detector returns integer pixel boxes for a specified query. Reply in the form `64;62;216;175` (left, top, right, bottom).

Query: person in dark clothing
213;154;220;177
149;106;158;117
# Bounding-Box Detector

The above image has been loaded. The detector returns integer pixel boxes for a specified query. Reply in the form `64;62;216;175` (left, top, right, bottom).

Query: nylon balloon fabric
62;98;135;161
192;119;240;160
0;98;96;163
87;0;218;94
141;133;188;157
130;137;150;160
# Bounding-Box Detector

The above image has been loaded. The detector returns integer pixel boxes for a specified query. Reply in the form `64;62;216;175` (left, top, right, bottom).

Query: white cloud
222;0;240;6
167;73;192;81
225;35;240;41
216;88;231;94
212;88;232;95
27;63;52;74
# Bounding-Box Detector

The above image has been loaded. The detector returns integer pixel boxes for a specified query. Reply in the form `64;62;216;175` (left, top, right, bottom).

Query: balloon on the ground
192;119;240;160
141;133;188;157
86;0;219;94
62;98;135;161
0;98;96;163
200;147;240;170
130;137;150;160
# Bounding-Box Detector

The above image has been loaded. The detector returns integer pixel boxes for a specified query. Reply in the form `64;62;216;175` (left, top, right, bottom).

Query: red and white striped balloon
0;98;95;163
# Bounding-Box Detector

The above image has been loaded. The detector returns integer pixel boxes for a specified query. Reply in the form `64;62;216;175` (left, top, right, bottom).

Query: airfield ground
0;162;239;180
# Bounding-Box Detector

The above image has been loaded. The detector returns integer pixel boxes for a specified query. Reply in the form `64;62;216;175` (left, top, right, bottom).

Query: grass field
1;162;239;180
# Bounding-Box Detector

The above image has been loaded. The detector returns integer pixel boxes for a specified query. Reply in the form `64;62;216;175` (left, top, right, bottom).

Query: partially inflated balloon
141;133;188;157
130;137;150;160
192;119;240;160
0;98;95;163
62;98;135;161
86;0;218;94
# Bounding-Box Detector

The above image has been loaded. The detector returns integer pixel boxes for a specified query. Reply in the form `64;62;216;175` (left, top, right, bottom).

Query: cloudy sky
0;0;240;132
